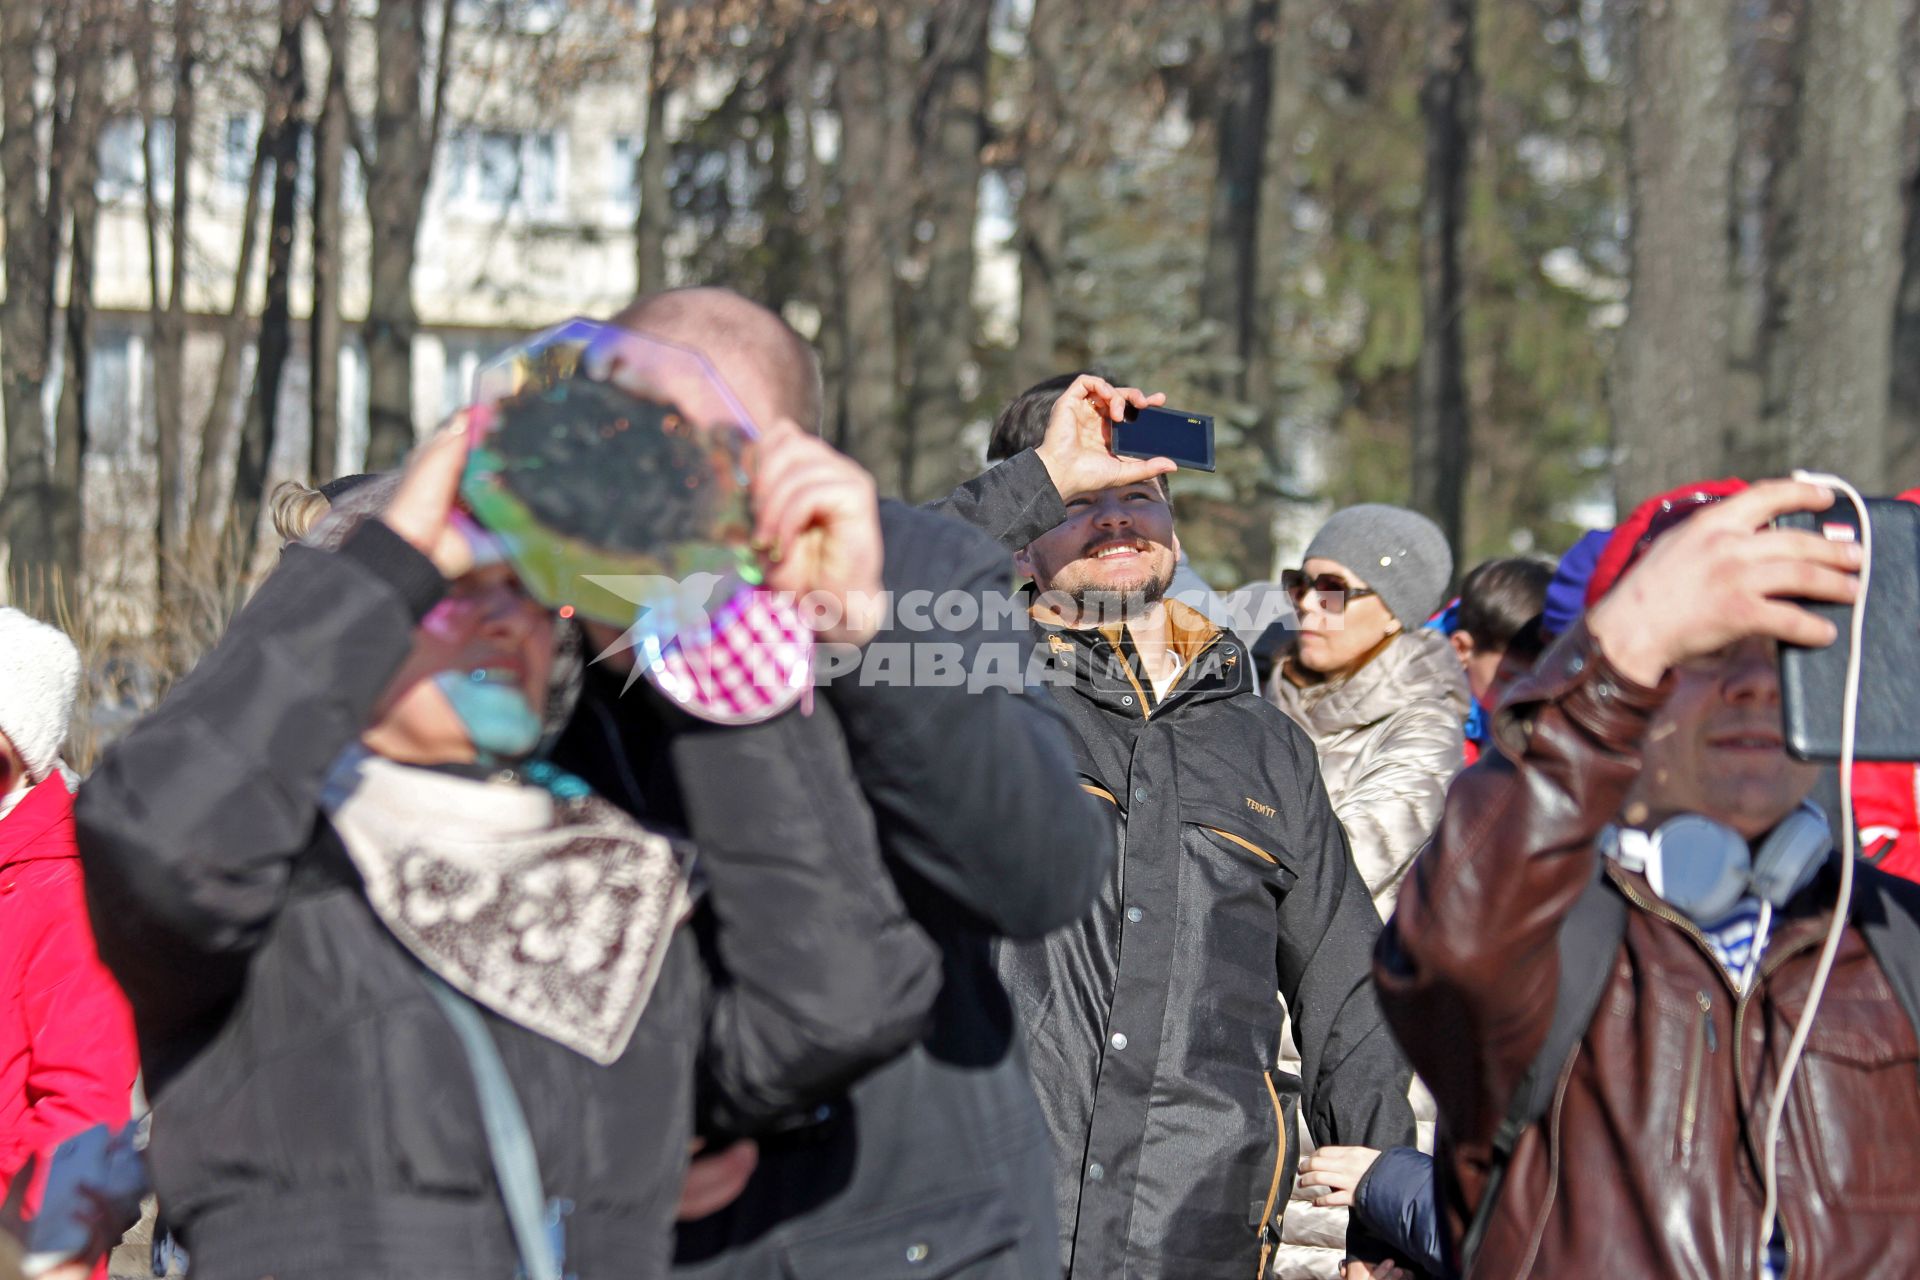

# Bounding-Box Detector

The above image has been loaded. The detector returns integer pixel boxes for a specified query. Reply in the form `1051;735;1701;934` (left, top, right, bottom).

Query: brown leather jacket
1377;621;1920;1279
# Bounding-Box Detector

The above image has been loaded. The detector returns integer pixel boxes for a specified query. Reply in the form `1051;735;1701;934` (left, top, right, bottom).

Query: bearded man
936;375;1416;1279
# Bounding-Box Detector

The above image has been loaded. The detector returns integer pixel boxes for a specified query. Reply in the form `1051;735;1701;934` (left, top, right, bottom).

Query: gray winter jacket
1267;629;1470;918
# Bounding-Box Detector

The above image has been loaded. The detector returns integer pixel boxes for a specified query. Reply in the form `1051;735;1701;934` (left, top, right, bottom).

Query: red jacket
0;776;138;1214
1854;761;1920;883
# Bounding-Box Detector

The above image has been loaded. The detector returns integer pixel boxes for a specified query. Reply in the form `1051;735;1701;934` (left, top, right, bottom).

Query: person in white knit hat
0;608;140;1277
0;609;81;807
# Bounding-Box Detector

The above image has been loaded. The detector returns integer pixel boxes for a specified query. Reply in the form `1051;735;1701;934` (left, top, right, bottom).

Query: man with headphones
1375;478;1920;1278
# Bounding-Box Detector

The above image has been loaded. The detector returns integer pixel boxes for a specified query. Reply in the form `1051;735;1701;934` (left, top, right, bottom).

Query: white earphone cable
1741;899;1772;995
1756;472;1870;1254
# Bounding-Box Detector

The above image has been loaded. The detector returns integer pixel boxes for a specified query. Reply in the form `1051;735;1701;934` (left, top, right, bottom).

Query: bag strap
1457;865;1626;1275
1850;867;1920;1086
423;973;563;1280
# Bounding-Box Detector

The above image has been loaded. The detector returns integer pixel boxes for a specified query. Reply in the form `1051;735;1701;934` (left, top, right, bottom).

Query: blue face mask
432;669;543;760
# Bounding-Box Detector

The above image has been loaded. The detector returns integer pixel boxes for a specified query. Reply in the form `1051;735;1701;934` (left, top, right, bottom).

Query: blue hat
1542;529;1611;638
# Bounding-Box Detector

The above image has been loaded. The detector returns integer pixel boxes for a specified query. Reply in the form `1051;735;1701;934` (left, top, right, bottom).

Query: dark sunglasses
1282;569;1379;613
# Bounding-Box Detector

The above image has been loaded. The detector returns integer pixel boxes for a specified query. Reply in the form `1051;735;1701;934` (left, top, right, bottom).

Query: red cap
1585;478;1751;606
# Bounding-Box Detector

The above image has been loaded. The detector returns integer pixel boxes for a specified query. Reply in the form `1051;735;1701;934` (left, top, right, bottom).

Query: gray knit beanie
1302;504;1453;630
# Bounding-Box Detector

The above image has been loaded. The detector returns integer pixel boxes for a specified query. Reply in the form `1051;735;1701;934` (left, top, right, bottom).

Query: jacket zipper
1102;630;1227;722
1202;825;1279;866
1679;990;1714;1167
1611;871;1725;965
1099;634;1154;721
1612;869;1826;1273
1731;931;1823;1280
1255;1071;1288;1279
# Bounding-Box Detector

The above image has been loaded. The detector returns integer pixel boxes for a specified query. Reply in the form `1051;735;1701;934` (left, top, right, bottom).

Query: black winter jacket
550;500;1114;1280
74;523;941;1280
937;453;1417;1279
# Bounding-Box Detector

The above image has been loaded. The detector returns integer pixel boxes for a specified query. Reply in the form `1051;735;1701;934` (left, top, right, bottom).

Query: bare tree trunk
832;9;903;479
143;0;195;620
1885;0;1920;488
189;128;272;544
901;0;987;501
1;3;58;608
364;0;445;468
231;0;309;568
310;0;350;483
634;6;673;297
51;10;109;600
1762;0;1903;483
1200;0;1276;403
1240;0;1315;580
1891;152;1920;488
1610;0;1738;509
795;20;844;437
1014;0;1069;390
1411;0;1474;561
1723;0;1798;451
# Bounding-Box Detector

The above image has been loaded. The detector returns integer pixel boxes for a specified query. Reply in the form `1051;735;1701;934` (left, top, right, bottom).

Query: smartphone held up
1777;496;1920;762
1112;404;1216;472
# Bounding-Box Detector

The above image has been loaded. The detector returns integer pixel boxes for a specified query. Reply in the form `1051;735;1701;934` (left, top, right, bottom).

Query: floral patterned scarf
320;747;689;1064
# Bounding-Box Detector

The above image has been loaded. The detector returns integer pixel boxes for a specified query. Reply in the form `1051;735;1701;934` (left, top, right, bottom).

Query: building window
439;128;565;218
440;335;492;418
453;0;564;33
86;329;145;461
97;117;174;202
608;134;640;219
222;112;256;192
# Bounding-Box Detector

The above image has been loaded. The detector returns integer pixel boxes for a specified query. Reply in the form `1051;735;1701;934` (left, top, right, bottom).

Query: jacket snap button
1110;1032;1129;1051
1121;695;1134;706
906;1242;931;1264
1132;786;1148;803
1126;906;1143;923
1593;680;1614;701
1568;655;1586;675
1087;1162;1105;1181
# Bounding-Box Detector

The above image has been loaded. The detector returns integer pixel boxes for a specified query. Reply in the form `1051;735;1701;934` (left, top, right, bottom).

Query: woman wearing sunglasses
1263;505;1467;1280
72;425;939;1280
1267;504;1470;920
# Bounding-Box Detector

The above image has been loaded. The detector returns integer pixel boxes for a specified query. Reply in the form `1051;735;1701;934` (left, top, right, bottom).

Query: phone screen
1113;406;1216;472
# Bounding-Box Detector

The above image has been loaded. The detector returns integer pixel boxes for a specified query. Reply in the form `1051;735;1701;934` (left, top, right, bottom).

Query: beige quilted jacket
1266;628;1470;918
1267;637;1459;1274
1265;629;1465;1277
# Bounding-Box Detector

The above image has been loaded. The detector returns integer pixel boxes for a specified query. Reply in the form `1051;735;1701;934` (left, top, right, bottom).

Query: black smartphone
1113;405;1215;472
1777;498;1920;761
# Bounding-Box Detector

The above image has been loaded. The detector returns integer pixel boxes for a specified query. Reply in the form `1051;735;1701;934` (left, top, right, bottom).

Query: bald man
548;288;1110;1279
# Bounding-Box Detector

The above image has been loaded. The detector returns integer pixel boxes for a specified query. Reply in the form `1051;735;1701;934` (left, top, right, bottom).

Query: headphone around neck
1609;802;1831;926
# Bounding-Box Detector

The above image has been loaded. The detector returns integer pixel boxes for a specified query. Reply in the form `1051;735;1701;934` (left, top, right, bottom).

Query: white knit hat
0;608;81;784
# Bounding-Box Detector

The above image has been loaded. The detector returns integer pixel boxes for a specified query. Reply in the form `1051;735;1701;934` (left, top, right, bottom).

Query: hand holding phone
1033;374;1177;503
1778;497;1920;761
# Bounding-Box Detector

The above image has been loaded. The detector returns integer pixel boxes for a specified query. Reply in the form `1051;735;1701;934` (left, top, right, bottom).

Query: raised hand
1034;373;1173;502
381;412;478;580
1587;479;1864;687
749;420;886;648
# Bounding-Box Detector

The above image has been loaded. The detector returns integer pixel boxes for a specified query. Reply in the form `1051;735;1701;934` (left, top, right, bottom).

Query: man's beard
1058;573;1171;628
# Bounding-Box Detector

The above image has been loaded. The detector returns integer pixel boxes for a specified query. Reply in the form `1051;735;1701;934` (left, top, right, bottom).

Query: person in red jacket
0;609;138;1251
1848;489;1920;881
